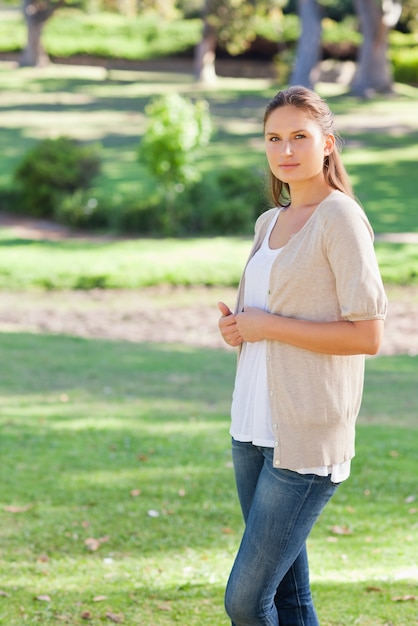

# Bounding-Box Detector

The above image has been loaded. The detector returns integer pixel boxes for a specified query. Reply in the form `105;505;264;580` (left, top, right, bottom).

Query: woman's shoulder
254;207;280;231
320;190;363;214
319;190;374;238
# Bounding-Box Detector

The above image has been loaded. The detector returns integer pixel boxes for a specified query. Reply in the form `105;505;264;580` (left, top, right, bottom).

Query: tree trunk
194;5;218;84
351;0;401;97
290;0;322;89
20;0;55;67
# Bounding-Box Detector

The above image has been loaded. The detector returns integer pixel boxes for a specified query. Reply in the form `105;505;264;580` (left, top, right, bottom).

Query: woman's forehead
265;106;318;131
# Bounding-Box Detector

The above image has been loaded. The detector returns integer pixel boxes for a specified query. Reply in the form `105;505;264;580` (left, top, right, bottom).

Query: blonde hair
263;86;354;206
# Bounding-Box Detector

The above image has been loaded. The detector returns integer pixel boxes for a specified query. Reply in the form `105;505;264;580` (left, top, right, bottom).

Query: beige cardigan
234;190;387;470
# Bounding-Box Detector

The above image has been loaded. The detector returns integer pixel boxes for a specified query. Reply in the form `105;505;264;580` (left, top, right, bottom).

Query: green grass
0;332;417;625
0;230;417;288
0;234;251;289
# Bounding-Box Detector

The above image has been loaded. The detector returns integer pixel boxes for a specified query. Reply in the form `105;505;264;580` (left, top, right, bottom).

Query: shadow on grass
0;332;239;558
349;158;418;233
0;332;417;546
0;332;417;624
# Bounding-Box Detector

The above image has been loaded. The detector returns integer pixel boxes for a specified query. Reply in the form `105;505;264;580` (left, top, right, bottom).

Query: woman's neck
287;184;334;212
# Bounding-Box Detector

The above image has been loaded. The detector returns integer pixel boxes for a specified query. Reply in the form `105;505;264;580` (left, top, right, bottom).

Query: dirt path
0;214;417;356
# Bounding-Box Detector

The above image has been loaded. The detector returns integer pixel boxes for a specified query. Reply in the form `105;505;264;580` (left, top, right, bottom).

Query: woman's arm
235;307;384;355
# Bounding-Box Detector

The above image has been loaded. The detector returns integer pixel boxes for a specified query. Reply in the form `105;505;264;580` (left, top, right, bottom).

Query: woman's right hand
218;302;244;347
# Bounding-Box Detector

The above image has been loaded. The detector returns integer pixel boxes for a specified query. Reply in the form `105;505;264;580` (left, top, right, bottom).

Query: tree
20;0;64;67
289;0;323;88
351;0;402;97
194;0;285;83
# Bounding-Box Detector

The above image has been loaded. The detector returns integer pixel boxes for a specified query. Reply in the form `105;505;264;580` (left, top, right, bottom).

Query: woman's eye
295;134;305;139
270;136;280;142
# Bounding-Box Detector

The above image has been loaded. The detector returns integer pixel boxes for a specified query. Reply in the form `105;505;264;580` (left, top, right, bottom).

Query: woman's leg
225;442;339;626
273;545;316;626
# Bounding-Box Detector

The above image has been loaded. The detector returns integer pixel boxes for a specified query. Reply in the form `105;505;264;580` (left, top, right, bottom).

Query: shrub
178;167;269;236
109;193;165;235
138;93;212;234
203;167;268;234
54;190;110;229
391;47;418;84
14;136;101;218
0;187;25;214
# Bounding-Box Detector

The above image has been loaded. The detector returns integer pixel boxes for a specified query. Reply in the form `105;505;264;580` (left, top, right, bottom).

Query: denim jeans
225;439;340;626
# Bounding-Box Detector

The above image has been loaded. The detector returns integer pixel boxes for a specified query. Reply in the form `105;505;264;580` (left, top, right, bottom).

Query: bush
203;167;268;234
0;187;25;214
51;167;268;237
138;93;212;234
54;190;110;229
55;189;169;235
14;136;101;218
175;167;268;236
109;193;165;235
391;47;418;84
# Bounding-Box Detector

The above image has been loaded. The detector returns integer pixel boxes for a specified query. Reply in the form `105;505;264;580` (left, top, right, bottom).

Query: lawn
1;229;418;288
0;333;417;625
0;61;418;625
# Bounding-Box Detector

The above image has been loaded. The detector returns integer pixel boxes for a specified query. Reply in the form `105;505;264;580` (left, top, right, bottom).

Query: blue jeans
225;439;340;626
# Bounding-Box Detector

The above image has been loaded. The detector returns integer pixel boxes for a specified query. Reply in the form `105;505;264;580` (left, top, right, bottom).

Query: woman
218;86;387;626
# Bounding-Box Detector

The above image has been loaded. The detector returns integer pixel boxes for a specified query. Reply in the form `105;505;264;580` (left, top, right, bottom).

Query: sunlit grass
0;330;417;624
0;230;417;288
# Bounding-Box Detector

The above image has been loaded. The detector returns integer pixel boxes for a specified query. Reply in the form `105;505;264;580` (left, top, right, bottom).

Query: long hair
263;86;354;207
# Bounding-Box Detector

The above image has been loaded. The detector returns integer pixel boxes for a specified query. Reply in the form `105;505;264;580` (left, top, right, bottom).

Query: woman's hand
235;307;270;343
218;302;244;347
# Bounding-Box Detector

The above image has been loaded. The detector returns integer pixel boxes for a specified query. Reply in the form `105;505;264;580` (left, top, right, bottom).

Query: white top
230;211;351;483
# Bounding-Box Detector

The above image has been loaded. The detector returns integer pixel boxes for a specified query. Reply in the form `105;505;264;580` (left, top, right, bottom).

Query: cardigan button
274;459;280;466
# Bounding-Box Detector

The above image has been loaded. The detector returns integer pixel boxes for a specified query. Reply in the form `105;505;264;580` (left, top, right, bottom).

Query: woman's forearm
236;308;384;355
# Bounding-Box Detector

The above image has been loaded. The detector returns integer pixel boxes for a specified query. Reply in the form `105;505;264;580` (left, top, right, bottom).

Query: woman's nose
281;141;293;155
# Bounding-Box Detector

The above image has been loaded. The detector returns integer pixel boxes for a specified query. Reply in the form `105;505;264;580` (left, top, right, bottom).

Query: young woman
218;86;387;626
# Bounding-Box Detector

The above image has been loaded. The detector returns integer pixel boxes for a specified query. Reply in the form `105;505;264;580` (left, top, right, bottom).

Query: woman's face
264;105;334;186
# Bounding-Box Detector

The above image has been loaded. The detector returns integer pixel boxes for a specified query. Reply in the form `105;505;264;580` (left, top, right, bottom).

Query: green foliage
140;93;212;186
55;190;110;229
398;0;418;33
138;93;212;234
14;137;101;218
0;10;202;59
391;47;418;84
46;165;267;237
283;0;355;21
0;9;25;51
197;168;268;235
44;10;201;59
204;0;286;56
322;16;361;46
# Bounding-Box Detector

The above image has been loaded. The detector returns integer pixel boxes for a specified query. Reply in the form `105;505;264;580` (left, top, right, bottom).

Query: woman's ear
324;134;335;156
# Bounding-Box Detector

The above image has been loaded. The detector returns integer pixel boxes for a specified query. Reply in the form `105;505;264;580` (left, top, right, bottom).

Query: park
0;1;418;624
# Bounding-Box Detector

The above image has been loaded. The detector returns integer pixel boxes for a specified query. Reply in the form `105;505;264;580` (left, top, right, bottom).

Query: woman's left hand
235;307;271;343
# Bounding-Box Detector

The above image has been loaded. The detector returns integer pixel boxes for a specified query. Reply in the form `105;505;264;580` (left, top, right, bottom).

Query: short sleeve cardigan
234;190;388;470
